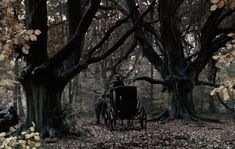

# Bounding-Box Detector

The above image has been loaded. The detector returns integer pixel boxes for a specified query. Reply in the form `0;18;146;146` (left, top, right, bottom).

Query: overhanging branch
61;0;155;82
59;62;88;85
126;0;162;72
99;4;127;14
195;80;220;87
112;41;137;74
88;1;154;63
48;20;67;29
88;11;134;57
46;0;101;69
134;76;166;85
213;35;232;49
215;10;233;27
88;27;135;63
188;9;224;76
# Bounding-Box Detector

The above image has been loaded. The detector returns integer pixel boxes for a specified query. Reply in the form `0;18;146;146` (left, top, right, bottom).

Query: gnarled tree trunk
127;0;232;122
168;80;195;119
20;0;102;137
21;73;64;137
207;60;217;113
157;0;198;119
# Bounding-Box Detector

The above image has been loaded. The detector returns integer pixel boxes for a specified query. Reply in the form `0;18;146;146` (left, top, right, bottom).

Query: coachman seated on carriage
108;74;124;88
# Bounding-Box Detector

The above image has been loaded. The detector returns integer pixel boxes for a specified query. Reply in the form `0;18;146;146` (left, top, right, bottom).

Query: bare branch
48;20;67;30
126;0;162;72
59;61;88;85
213;35;232;49
46;0;101;69
187;9;224;76
61;0;155;82
99;4;127;14
112;41;137;74
88;12;133;57
134;76;166;85
143;22;163;52
186;51;200;61
88;26;135;63
125;52;142;78
88;1;154;63
215;10;234;27
195;80;220;87
170;0;184;14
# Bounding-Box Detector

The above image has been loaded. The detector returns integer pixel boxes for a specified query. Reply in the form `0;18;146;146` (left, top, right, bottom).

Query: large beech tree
15;0;155;136
21;0;102;136
122;0;235;120
21;0;101;136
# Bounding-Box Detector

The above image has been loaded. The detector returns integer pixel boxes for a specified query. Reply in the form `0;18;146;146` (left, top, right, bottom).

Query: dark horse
94;95;107;124
0;106;18;132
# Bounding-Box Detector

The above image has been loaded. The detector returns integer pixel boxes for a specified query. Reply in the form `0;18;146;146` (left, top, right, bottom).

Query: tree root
41;126;65;139
216;93;235;113
147;110;169;122
147;110;221;123
194;115;221;123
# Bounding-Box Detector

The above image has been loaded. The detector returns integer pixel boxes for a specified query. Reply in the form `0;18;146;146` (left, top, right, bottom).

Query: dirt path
45;117;235;148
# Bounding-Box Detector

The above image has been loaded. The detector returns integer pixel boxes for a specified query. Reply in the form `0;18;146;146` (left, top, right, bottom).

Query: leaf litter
45;117;235;148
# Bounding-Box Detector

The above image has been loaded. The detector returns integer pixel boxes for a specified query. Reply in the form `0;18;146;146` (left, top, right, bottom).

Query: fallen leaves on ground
45;117;235;148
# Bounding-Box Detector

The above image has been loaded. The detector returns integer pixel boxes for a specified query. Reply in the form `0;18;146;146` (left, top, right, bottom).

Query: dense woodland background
1;51;234;116
0;0;234;118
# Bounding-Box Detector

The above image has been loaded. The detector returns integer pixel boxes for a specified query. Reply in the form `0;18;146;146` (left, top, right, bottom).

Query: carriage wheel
104;111;109;127
127;119;134;127
110;108;117;126
139;107;147;129
108;110;114;131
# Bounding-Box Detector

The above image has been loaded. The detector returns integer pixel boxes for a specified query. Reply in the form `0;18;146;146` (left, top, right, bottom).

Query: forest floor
45;114;235;149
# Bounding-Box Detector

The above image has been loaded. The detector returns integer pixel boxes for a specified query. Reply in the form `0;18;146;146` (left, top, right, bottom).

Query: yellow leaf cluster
228;0;235;9
0;0;41;61
210;0;235;11
227;33;235;39
212;32;235;62
210;0;225;11
211;31;235;100
212;52;234;64
0;122;42;149
210;77;235;101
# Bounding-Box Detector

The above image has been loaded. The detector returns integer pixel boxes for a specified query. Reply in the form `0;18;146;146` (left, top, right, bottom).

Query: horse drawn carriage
104;86;147;130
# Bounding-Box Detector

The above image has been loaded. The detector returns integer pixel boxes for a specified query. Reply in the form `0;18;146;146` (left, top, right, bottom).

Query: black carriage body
110;86;138;119
104;86;147;130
